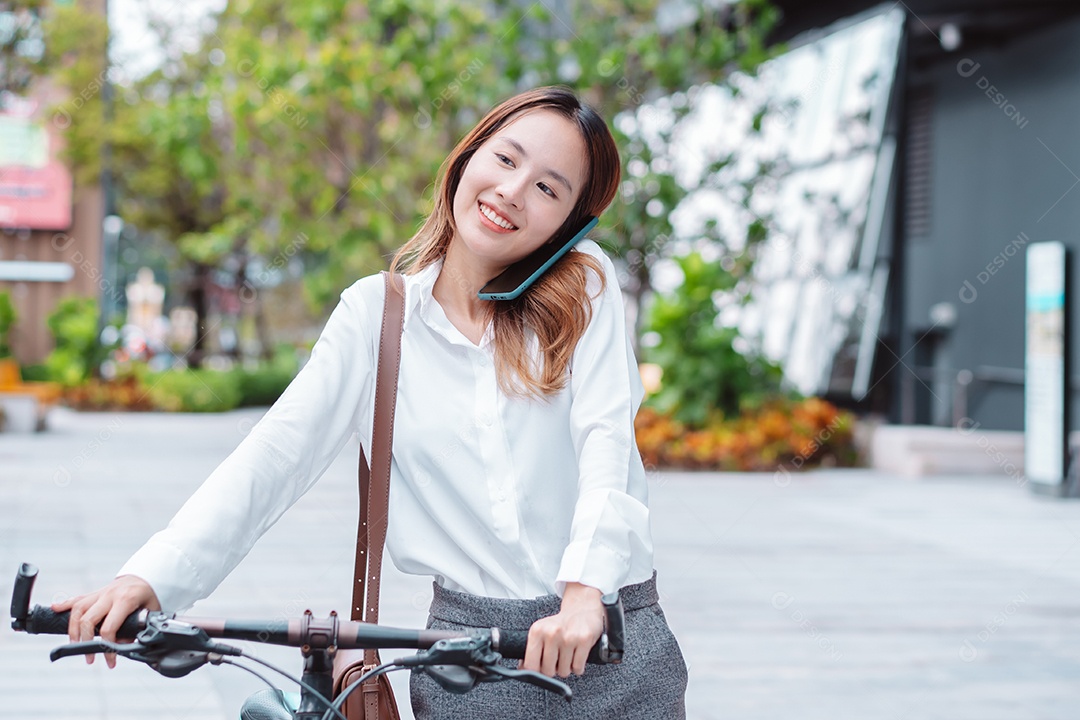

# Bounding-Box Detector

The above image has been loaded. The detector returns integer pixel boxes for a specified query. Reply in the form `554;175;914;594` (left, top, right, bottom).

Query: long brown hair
391;86;621;397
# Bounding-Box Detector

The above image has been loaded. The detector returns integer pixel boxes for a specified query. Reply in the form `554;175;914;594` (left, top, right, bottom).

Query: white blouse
118;239;655;614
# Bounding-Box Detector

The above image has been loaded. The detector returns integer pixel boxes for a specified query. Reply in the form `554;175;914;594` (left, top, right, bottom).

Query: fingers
51;576;159;670
78;595;113;665
98;597;142;671
554;639;574;679
50;595;76;612
58;595;84;646
521;622;545;674
521;618;595;678
61;592;97;660
570;645;588;677
97;593;137;642
539;632;559;678
552;630;594;678
522;619;560;676
50;593;87;657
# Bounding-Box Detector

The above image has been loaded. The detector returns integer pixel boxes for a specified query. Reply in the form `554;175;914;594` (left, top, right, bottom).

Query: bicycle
10;562;626;720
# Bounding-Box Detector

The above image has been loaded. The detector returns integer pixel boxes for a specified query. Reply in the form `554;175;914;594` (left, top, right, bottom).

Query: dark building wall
902;16;1080;430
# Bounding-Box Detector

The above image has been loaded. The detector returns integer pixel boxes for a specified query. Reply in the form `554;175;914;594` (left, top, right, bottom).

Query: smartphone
477;215;599;301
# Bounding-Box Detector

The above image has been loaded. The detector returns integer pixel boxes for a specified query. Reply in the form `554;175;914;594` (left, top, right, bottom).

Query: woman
56;85;688;718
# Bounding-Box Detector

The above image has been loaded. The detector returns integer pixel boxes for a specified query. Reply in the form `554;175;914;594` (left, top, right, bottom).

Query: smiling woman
447;110;588;283
55;86;688;720
393;87;621;396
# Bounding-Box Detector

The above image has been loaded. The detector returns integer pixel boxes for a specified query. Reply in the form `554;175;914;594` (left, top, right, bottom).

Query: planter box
0;393;40;433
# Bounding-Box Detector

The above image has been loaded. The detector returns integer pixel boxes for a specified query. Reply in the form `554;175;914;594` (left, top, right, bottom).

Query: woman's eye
537;183;556;198
496;153;514;166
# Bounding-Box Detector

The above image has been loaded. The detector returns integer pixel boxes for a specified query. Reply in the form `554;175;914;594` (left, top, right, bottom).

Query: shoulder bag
332;271;405;720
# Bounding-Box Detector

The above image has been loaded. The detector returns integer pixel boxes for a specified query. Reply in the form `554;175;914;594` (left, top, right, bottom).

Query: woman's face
451;109;587;271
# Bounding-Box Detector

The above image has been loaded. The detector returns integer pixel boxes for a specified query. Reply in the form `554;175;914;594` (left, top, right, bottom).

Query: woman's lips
477;201;517;233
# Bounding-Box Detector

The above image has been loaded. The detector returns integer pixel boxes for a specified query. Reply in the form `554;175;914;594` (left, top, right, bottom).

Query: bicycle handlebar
15;603;619;663
11;562;627;716
11;562;625;664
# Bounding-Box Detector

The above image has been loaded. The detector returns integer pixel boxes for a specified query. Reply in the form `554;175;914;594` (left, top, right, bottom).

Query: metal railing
900;365;1029;427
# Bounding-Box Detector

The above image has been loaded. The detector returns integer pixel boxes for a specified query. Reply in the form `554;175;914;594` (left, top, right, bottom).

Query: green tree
41;0;781;360
0;0;45;102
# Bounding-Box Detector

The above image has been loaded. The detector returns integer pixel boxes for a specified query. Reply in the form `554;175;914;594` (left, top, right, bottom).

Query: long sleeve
555;246;654;597
116;283;377;613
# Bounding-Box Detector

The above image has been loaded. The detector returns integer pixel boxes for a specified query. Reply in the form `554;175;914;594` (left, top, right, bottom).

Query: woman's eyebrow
499;136;574;195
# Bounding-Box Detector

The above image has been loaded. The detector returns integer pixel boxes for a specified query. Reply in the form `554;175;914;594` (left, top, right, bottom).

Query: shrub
234;346;299;407
635;397;858;472
44;297;119;386
0;291;15;358
63;375;156;411
144;368;243;412
58;349;299;413
20;364;50;382
643;252;783;427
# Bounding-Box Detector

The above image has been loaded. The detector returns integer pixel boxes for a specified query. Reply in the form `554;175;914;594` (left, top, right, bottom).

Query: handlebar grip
11;563;37;621
493;629;528;659
23;605;144;639
495;630;611;664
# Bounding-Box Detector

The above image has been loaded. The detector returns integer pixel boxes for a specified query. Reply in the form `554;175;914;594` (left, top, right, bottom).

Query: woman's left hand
520;582;605;678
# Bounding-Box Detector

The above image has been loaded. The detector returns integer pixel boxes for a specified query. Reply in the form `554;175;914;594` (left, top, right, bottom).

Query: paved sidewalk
2;408;1079;719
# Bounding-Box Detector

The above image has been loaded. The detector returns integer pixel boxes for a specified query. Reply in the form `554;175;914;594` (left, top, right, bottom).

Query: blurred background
3;0;1077;487
2;0;1078;487
4;1;1080;718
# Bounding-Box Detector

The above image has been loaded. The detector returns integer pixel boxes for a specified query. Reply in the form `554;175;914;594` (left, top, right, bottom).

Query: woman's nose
495;174;527;209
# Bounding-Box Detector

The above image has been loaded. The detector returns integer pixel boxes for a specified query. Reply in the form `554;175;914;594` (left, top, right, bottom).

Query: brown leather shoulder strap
351;272;405;653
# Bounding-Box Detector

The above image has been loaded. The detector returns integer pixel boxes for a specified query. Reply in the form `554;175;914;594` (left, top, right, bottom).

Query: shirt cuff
555;539;632;598
116;537;205;614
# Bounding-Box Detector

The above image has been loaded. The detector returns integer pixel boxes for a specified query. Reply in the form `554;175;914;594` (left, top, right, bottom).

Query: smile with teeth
479;202;517;230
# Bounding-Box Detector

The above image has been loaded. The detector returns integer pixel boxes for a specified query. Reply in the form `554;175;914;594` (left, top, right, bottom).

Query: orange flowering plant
638;251;859;471
634;397;857;472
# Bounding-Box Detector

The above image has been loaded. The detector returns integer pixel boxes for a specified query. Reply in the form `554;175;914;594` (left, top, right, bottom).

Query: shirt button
479;413;493;426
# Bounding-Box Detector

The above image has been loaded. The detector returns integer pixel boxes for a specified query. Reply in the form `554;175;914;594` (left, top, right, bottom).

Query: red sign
0;113;73;230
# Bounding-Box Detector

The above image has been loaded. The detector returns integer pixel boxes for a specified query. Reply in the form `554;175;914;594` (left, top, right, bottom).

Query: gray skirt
410;571;688;719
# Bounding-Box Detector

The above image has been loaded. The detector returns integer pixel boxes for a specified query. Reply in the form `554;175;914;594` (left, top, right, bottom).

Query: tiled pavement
2;408;1079;719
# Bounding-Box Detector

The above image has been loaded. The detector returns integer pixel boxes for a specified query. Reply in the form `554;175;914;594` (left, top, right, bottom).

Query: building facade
765;1;1080;433
0;0;106;365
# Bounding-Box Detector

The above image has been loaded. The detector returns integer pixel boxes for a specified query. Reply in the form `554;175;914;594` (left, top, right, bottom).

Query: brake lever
50;640;135;661
398;636;572;700
49;637;220;679
394;635;568;699
477;663;572;699
48;614;242;681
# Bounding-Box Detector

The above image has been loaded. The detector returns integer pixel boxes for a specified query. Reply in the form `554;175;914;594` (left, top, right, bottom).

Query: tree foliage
645;251;783;427
36;0;781;358
43;297;118;386
0;0;47;102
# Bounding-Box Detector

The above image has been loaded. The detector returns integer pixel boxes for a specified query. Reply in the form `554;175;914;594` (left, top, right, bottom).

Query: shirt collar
401;260;441;333
400;259;494;349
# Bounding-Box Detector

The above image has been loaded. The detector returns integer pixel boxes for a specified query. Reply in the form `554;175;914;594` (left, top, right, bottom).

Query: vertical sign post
1025;241;1070;495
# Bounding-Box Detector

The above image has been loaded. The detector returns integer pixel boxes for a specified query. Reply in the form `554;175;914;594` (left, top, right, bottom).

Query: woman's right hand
50;575;161;669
